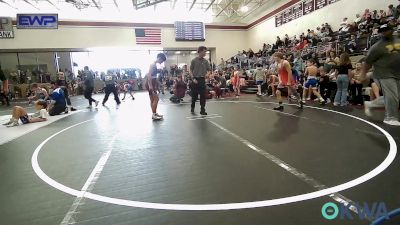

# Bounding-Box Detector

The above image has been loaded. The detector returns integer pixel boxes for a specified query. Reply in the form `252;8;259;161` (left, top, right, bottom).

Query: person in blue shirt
49;81;67;116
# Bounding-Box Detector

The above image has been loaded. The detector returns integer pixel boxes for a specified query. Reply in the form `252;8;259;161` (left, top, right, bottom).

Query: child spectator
170;76;187;103
350;63;364;105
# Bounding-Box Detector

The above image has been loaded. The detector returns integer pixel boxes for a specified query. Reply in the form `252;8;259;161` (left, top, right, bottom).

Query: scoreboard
175;21;205;41
275;0;341;27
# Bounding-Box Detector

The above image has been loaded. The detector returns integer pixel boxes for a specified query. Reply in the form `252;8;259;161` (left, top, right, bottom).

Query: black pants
103;84;120;105
49;104;66;116
191;77;206;112
319;80;330;101
61;87;72;106
350;83;363;105
84;87;96;106
0;92;10;106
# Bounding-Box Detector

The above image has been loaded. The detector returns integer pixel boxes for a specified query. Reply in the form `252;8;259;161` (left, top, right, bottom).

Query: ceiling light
175;51;181;54
240;6;249;12
191;51;197;54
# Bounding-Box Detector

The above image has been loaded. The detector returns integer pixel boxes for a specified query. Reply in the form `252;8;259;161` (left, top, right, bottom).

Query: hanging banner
0;17;14;39
303;0;315;16
315;0;328;10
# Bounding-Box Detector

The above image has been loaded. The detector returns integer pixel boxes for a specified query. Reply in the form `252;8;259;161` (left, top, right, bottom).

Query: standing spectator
82;66;99;108
276;36;284;47
293;54;305;77
362;24;400;126
220;58;225;68
0;65;10;106
254;64;266;96
350;63;364;105
284;34;290;47
334;53;353;107
387;5;396;18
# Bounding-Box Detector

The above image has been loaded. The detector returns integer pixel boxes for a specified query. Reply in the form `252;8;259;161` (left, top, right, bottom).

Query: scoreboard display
175;21;205;41
275;0;341;27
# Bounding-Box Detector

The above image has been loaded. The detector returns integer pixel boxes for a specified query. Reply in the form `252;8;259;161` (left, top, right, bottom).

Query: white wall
247;0;398;50
0;26;247;64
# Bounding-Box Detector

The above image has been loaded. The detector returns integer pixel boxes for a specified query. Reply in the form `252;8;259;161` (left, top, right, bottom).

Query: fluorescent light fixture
240;6;249;12
175;51;181;54
191;51;197;54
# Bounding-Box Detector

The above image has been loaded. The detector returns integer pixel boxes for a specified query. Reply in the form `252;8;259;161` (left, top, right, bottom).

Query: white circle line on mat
31;101;397;211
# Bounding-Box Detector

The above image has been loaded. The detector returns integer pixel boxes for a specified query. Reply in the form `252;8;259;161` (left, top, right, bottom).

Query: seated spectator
339;18;350;33
371;10;380;23
380;10;387;19
346;34;358;53
3;100;48;127
170;76;186;103
248;48;254;58
48;81;67;116
27;83;49;105
363;9;372;21
354;14;363;24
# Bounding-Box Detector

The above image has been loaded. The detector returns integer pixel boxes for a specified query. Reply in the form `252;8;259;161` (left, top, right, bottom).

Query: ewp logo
17;14;58;29
322;202;389;221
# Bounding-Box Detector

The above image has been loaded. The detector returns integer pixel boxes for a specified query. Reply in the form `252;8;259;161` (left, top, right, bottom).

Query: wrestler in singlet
145;63;160;95
278;61;296;88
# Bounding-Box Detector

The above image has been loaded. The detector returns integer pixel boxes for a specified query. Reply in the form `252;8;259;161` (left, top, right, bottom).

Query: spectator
170;76;186;103
354;14;362;24
248;48;254;58
276;36;284;47
220;58;225;68
387;5;395;18
339;17;350;33
334;53;353;107
379;10;387;19
346;34;358;53
350;63;364;105
363;9;372;21
319;67;331;103
293;54;305;76
2;100;48;127
0;66;10;106
284;34;290;47
254;64;266;96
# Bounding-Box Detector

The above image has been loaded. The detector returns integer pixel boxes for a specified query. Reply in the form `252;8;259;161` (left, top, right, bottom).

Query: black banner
275;0;340;27
303;0;315;15
293;2;303;19
315;0;327;10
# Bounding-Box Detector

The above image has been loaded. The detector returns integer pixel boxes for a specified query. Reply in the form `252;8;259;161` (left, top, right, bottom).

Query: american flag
135;28;161;45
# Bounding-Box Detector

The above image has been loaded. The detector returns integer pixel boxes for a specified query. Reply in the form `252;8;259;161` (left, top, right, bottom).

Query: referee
190;46;211;115
102;72;121;106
